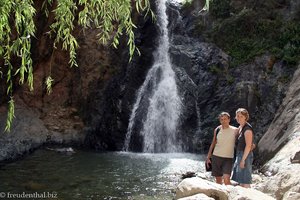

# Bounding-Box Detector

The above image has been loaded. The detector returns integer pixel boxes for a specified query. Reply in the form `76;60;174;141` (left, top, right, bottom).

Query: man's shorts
211;155;233;177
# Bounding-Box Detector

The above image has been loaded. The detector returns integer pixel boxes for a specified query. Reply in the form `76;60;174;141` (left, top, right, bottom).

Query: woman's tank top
236;123;253;151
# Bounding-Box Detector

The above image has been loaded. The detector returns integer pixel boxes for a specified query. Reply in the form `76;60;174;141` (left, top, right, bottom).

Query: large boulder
175;177;275;200
0;97;85;162
255;66;300;199
175;177;228;200
255;133;300;200
0;100;48;161
258;66;300;157
178;193;214;200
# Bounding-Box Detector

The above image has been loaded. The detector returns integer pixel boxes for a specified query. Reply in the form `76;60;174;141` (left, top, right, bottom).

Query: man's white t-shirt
213;125;236;158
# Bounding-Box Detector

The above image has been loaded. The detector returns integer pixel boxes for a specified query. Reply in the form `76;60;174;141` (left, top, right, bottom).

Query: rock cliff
0;0;299;171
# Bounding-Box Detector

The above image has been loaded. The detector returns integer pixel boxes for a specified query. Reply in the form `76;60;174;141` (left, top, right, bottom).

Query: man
206;112;238;185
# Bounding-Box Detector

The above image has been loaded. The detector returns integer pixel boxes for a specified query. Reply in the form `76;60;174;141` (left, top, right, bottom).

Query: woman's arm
240;130;253;168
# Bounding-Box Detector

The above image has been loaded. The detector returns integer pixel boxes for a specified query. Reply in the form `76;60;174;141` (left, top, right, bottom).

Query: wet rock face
258;66;300;161
1;1;161;159
0;4;90;161
83;12;159;151
0;0;298;158
0;2;158;157
0;96;85;162
84;2;296;152
167;4;296;152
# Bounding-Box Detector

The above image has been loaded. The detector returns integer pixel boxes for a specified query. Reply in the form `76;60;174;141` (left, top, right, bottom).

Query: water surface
0;149;206;199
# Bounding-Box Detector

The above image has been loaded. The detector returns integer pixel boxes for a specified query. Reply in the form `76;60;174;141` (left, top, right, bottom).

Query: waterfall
123;0;182;153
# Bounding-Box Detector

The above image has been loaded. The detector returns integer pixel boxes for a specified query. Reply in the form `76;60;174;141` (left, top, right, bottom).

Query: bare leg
215;176;223;184
223;174;231;185
240;184;251;188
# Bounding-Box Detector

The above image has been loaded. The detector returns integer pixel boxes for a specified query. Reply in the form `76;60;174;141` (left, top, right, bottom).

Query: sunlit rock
175;177;275;200
175;177;228;200
227;185;275;200
257;66;300;199
178;193;214;200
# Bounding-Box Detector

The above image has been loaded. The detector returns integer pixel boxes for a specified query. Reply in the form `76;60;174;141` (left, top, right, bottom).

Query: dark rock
46;147;75;154
290;151;300;164
84;1;296;153
181;171;196;179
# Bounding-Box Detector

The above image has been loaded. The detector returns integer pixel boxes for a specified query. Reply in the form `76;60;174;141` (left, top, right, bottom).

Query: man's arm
206;127;218;162
234;126;240;138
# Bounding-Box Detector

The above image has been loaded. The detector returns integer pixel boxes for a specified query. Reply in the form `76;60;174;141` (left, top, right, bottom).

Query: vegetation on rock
0;0;152;131
191;0;300;68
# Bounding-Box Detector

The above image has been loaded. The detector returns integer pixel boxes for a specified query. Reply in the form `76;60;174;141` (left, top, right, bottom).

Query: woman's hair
236;108;249;121
218;112;230;119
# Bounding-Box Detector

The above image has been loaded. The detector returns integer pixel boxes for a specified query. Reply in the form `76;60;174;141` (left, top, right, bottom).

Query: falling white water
124;0;181;153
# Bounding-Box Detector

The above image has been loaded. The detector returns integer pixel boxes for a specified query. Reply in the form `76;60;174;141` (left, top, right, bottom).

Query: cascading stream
124;0;181;153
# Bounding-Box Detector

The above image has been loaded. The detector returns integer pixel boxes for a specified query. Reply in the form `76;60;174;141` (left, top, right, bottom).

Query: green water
0;149;205;200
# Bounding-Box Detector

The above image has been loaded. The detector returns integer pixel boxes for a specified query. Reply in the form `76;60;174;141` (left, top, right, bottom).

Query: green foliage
0;0;36;96
206;9;300;67
209;64;222;74
200;0;211;12
45;76;54;95
210;0;231;18
278;75;290;83
189;0;300;67
182;0;211;14
51;0;78;67
276;22;300;65
0;0;152;131
182;0;193;8
209;64;234;84
5;97;15;132
226;75;234;84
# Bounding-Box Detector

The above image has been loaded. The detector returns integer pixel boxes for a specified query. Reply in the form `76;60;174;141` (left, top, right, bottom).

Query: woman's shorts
232;151;253;184
211;155;233;177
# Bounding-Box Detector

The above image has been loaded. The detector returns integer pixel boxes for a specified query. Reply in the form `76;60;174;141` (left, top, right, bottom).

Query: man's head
218;112;230;126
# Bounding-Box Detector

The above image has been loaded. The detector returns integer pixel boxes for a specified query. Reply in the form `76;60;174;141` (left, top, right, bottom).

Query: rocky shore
175;176;275;200
175;66;300;200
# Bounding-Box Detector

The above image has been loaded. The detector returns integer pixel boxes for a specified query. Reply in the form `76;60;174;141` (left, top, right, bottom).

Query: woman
232;108;254;188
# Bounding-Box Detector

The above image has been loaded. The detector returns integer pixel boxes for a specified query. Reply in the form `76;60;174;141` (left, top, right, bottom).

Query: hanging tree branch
0;0;153;132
